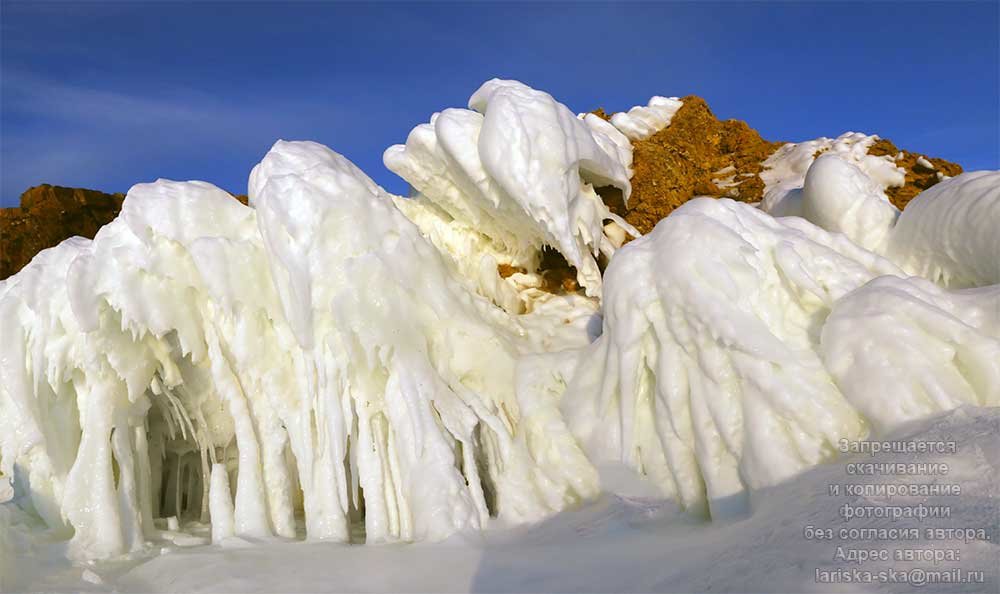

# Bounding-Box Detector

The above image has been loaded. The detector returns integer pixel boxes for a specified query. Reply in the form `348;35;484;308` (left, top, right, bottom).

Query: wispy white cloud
4;70;331;145
1;71;350;203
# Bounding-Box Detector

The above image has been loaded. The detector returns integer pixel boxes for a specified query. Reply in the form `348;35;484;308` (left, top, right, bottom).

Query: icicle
209;463;235;543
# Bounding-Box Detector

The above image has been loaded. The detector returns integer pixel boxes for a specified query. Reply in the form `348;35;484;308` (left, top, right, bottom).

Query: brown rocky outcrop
600;96;783;234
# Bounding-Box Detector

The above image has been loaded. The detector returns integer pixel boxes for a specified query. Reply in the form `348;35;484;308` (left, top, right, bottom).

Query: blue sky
2;1;997;206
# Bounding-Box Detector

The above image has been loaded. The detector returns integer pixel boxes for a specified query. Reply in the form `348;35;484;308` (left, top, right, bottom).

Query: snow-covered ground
1;79;998;593
5;407;996;592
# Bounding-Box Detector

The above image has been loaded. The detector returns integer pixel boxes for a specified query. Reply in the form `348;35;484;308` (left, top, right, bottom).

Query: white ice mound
822;276;1000;434
761;132;906;215
560;182;1000;516
800;154;900;252
610;96;683;140
560;197;893;517
756;151;999;283
0;140;600;560
787;162;1000;287
385;79;637;301
887;170;1000;286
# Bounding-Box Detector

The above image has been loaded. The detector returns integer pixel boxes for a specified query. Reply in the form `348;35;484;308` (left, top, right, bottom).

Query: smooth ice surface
610;96;684;141
887;170;1000;286
800;154;900;252
1;79;998;589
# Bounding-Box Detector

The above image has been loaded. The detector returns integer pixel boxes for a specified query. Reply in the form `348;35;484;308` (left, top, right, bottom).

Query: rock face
0;96;963;279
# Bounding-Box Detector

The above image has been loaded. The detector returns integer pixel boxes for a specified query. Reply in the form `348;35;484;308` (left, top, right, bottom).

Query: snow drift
1;78;998;567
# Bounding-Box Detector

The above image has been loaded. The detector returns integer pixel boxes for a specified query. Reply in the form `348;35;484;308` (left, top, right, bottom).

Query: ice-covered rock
385;79;637;302
822;276;1000;433
760;132;906;215
560;197;895;517
610;96;683;141
800;154;900;252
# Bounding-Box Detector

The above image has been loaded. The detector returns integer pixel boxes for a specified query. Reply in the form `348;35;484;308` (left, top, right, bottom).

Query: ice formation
760;131;906;216
0;475;11;504
1;79;998;565
609;96;684;141
799;154;900;252
384;79;638;303
560;196;894;516
886;170;1000;286
0;139;601;560
560;171;1000;516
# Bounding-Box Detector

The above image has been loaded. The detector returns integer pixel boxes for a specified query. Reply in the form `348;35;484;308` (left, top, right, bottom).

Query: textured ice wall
561;197;893;517
560;170;1000;517
0;140;599;560
822;276;1000;433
